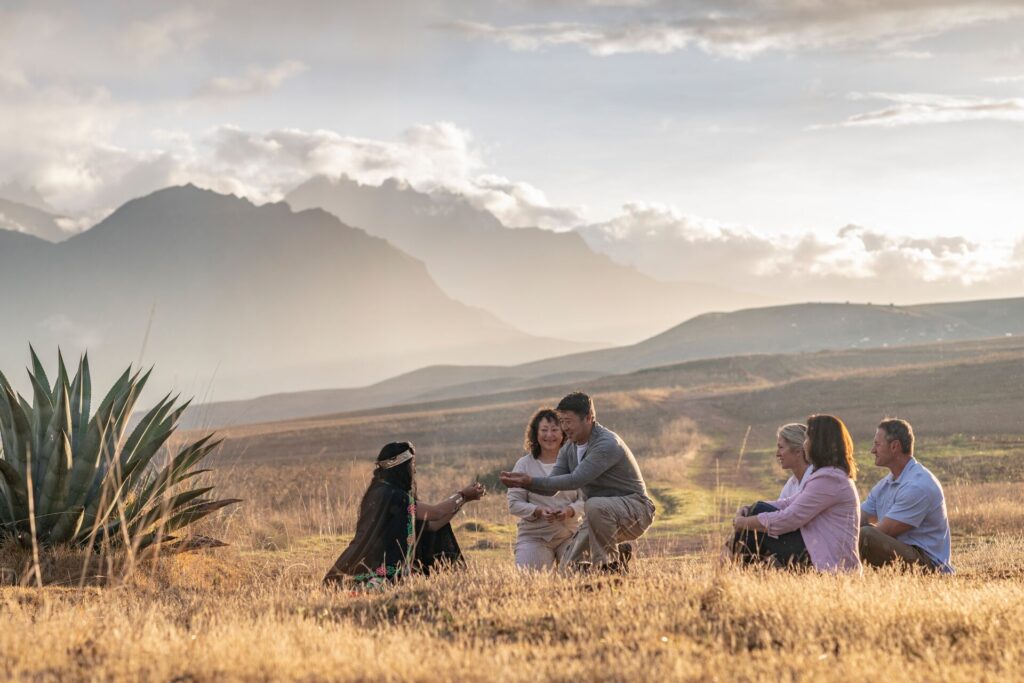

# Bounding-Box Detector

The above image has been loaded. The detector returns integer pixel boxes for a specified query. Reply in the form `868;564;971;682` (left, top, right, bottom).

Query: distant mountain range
286;176;767;345
187;296;1024;427
207;333;1024;468
0;185;593;401
0;196;69;242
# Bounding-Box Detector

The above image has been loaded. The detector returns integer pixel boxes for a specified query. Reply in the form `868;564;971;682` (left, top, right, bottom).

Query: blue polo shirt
862;458;953;573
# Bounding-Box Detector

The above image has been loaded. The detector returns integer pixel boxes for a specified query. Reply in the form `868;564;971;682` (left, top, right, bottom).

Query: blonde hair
777;423;807;450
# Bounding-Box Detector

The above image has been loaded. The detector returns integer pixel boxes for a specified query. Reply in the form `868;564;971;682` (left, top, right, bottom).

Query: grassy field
3;338;1024;681
3;540;1024;681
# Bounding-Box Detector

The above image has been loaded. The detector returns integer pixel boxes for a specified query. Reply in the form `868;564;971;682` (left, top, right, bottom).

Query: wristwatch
451;493;466;509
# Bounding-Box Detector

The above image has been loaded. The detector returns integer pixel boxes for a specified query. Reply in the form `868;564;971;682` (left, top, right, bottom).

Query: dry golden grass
947;483;1024;537
3;428;1023;682
2;473;1023;682
6;343;1024;681
3;535;1024;682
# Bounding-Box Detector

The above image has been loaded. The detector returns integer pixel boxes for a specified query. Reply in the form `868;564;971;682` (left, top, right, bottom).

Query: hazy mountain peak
0;182;56;214
286;176;766;344
1;184;588;401
0;197;69;243
298;174;506;231
65;184;302;245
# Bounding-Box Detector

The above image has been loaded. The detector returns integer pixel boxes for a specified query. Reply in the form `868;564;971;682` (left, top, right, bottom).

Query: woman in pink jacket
732;414;862;573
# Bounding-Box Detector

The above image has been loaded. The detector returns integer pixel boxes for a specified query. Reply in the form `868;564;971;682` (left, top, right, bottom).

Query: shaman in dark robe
324;442;464;588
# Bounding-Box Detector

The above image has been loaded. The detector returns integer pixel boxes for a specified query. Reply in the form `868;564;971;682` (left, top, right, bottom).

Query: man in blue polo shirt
860;418;953;573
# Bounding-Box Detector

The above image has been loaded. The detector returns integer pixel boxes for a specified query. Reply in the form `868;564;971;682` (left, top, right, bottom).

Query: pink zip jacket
758;466;863;573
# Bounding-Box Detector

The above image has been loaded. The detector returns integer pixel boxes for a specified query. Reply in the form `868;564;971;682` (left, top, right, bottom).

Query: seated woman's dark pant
732;502;811;568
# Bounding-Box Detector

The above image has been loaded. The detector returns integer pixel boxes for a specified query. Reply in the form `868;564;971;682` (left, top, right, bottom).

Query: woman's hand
736;504;752;517
733;512;766;532
461;482;486;501
541;507;575;521
532;505;554;520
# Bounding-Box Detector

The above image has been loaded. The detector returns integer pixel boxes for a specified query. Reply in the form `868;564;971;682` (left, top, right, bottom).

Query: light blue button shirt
862;458;953;573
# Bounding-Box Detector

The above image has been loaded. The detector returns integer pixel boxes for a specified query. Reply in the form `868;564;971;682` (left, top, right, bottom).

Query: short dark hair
806;414;857;479
878;418;914;455
524;408;565;458
556;391;595;420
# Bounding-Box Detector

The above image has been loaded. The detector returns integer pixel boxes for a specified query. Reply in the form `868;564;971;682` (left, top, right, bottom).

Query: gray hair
878;417;914;455
777;423;808;450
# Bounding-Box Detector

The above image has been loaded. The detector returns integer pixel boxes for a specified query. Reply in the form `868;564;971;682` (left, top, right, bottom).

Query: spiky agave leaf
0;349;241;551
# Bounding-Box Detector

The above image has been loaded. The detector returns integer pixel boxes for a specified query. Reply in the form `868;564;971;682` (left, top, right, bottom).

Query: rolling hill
206;334;1024;467
188;297;1024;427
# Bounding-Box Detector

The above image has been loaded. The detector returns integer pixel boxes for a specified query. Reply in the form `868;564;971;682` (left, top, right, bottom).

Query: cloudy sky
2;0;1023;300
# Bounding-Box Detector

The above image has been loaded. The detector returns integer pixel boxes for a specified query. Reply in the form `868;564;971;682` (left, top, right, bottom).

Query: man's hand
736;504;752;517
460;482;486;501
500;471;532;489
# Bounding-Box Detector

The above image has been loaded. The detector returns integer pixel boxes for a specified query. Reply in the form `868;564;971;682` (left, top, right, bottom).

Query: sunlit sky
2;1;1023;289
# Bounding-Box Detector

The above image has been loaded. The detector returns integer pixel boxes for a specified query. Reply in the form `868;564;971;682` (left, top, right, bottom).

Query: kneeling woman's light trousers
514;531;574;569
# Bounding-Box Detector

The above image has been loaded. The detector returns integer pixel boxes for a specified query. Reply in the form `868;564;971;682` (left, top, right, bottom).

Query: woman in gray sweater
507;408;584;569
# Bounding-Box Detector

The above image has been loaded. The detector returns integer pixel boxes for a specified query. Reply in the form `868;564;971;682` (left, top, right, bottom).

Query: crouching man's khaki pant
562;494;655;569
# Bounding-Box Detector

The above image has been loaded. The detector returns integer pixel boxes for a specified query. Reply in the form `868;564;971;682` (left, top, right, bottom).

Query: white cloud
1;95;585;231
576;202;1023;300
0;75;152;213
985;75;1024;84
122;6;211;64
195;123;584;228
815;92;1024;128
203;122;483;195
891;50;934;60
197;60;308;100
465;175;583;229
449;2;1024;59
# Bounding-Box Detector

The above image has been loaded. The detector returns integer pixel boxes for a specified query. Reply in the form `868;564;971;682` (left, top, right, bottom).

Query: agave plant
0;348;239;550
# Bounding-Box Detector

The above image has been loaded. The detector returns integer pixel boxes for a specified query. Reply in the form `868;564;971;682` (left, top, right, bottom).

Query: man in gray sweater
500;392;655;571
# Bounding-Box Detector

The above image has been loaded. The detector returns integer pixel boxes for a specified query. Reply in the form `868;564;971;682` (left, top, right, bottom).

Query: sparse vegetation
0;350;238;567
3;349;1024;680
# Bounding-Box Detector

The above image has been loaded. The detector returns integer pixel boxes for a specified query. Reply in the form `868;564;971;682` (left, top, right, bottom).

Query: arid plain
3;336;1024;681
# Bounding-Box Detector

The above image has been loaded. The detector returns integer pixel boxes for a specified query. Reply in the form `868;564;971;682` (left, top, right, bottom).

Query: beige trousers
515;533;575;570
859;525;935;569
563;495;655;568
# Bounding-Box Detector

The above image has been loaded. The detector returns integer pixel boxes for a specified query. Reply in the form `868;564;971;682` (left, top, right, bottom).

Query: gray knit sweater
529;423;652;502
